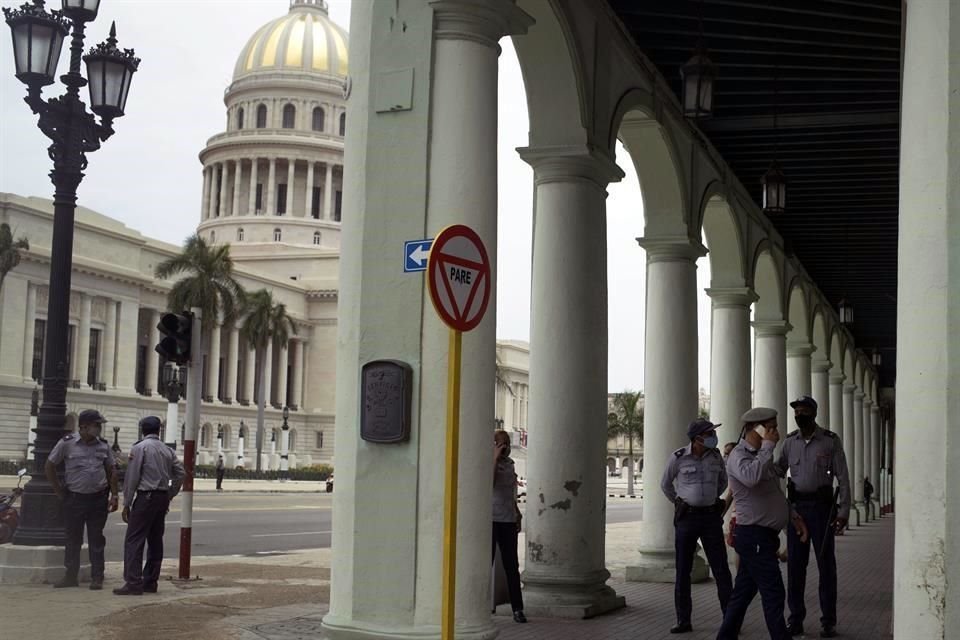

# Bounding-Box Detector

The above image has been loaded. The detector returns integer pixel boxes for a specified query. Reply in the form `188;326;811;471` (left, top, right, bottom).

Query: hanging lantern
82;22;140;119
680;50;716;118
762;160;787;214
4;0;71;88
839;299;854;325
872;348;882;367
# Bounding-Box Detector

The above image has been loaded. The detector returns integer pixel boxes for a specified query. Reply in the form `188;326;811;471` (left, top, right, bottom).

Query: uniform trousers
674;507;732;624
717;525;790;640
787;500;837;628
63;489;109;581
122;490;170;588
492;521;524;612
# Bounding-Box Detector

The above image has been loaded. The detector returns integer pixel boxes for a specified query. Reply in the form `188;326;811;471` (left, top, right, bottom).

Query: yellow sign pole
441;327;463;640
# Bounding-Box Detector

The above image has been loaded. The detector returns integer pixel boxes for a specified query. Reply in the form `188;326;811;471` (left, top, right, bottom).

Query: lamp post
217;422;223;458
237;420;245;468
26;385;39;460
280;406;290;481
4;0;139;546
162;362;185;446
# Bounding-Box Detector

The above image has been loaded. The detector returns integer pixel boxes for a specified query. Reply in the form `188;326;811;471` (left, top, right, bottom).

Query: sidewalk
0;475;329;493
0;515;894;640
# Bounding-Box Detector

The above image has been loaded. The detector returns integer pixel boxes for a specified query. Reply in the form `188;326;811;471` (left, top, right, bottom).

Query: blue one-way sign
404;239;433;273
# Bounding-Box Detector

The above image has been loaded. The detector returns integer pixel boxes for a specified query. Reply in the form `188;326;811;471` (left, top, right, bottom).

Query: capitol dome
234;0;348;80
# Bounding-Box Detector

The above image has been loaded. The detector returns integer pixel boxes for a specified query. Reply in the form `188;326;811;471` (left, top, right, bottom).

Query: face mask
702;435;719;449
795;414;816;429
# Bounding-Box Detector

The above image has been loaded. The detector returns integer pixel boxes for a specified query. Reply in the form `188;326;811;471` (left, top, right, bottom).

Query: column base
520;568;625;619
320;615;497;640
626;549;708;584
0;544;89;584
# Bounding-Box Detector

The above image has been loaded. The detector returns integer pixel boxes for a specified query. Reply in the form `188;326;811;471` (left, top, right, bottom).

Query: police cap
78;409;107;425
740;407;778;424
687;418;720;439
789;395;818;411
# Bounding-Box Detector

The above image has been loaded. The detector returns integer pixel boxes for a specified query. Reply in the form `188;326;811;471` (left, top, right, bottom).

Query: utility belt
787;483;834;504
66;488;108;498
674;498;723;525
137;489;168;495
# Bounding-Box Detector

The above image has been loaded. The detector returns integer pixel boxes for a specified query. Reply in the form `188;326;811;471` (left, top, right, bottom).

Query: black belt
137;489;168;494
792;489;832;503
67;488;108;496
687;504;721;513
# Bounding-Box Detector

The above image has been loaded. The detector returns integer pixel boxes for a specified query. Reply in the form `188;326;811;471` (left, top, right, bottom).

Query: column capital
812;359;833;373
518;145;624;188
829;373;846;384
863;397;873;407
786;342;816;358
843;383;857;393
430;0;533;48
705;286;758;308
854;391;865;400
637;235;708;263
870;404;880;414
751;319;792;336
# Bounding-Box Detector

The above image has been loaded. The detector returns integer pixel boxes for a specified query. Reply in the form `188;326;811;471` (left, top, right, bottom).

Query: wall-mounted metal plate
360;360;413;444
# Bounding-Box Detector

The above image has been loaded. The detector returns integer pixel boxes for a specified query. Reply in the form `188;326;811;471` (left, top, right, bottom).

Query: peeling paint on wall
564;480;582;496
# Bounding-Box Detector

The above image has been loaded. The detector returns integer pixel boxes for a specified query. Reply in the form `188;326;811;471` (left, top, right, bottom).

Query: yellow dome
234;0;348;79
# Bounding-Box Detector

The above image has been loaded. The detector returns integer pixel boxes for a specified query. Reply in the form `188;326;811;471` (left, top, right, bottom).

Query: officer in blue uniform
776;396;851;639
660;418;733;634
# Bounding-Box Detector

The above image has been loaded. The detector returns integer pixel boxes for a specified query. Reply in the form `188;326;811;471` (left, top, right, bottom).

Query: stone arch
701;191;746;288
221;423;232;449
751;244;784;322
786;280;812;345
830;328;845;375
812;308;830;366
606;457;616;474
200;423;213;449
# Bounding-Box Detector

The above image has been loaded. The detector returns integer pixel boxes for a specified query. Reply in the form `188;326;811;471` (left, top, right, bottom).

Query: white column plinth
706;288;755;447
0;544;90;584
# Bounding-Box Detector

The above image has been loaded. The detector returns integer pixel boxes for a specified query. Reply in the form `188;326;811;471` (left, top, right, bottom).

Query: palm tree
154;234;246;331
607;390;644;496
0;223;29;294
241;289;295;472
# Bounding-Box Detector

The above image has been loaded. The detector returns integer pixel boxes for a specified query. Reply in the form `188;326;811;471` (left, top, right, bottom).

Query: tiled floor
494;516;894;640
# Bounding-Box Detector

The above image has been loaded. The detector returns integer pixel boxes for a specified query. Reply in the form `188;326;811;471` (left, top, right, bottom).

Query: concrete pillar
231;159;242;217
218;162;229;218
101;299;116;389
292;339;305;409
305;161;315;218
870;404;881;517
144;308;159;395
266;157;277;216
811;360;831;430
201;165;211;219
752;320;789;454
841;383;857;524
323;162;333;220
286;158;296;216
277;339;289;408
225;326;239;403
706;288;756;447
248;158;259;215
206;164;218;219
321;2;531;638
207;320;221;401
785;342;814;427
862;397;873;521
828;373;844;438
243;339;256;403
519;148;625;616
22;283;36;380
852;391;865;521
262;339;273;407
627;237;706;584
76;294;92;387
115;300;139;393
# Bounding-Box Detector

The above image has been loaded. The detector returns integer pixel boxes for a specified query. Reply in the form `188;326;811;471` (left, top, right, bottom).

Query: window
200;425;210;448
282;103;296;129
237;107;244;130
237;228;244;241
276;184;287;215
32;318;46;380
87;328;100;386
316;430;324;449
273;228;282;242
313;231;321;246
256;104;267;128
334;190;343;222
338;112;346;136
312;107;325;131
255;183;263;213
311;186;321;219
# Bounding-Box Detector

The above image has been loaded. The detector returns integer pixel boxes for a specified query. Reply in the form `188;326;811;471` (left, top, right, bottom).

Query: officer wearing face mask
775;396;851;639
660;418;732;634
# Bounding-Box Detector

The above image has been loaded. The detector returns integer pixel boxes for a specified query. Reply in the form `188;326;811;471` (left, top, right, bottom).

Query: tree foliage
155;234;245;327
0;223;29;293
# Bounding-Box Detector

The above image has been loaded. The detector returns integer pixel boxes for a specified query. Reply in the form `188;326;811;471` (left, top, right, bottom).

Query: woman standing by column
493;430;526;623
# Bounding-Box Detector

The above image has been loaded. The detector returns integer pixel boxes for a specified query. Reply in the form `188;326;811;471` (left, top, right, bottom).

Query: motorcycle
0;468;28;544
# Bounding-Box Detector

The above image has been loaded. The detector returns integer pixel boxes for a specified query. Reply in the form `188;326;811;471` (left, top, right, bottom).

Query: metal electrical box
360;360;413;443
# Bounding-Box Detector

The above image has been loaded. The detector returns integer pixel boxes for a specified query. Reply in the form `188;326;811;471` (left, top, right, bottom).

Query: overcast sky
0;0;714;392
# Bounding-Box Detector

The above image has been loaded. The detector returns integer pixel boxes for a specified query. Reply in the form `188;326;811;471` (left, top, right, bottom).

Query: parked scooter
0;468;28;544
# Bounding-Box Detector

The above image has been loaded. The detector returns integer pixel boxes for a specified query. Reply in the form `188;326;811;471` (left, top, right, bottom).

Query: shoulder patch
98;437;109;444
673;448;685;458
823;430;838;438
62;433;75;441
787;430;799;438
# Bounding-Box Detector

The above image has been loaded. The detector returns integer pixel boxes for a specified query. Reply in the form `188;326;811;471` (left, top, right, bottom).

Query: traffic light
155;312;193;365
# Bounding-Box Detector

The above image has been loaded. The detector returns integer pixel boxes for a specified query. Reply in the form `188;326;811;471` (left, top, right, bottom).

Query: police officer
45;409;119;590
717;408;809;640
776;396;851;638
114;416;185;595
660;418;733;634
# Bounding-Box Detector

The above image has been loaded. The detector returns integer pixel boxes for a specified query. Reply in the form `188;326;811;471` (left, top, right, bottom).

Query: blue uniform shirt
48;434;112;494
661;444;728;507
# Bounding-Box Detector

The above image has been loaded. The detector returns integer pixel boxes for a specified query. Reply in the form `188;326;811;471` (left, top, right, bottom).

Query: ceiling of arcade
602;0;899;387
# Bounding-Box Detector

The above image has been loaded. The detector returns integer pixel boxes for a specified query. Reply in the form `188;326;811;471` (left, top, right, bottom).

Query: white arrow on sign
409;244;429;267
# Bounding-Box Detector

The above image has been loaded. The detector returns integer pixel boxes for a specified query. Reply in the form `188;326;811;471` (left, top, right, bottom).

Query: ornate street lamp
4;0;140;546
838;299;854;326
680;0;716;119
761;161;787;215
872;348;882;368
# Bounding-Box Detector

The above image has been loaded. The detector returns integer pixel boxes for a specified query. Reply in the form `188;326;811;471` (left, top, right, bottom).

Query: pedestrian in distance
776;395;851;638
215;455;225;491
660;418;734;634
45;409;119;590
492;430;527;623
863;476;874;519
716;407;809;640
114;416;185;596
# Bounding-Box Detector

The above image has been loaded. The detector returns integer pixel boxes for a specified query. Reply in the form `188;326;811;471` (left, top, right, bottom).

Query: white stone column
870;404;881;516
862;397;873;520
201;165;211;220
785;342;814;426
22;283;36;380
841;383;856;523
323;162;333;220
828;373;845;439
811;360;831;429
218;162;229;218
266;158;277;216
243;339;256;403
262;339;273;407
231;159;242;217
520;149;624;615
248;158;259;215
852;390;866;521
305;161;316;218
225;326;239;403
292;339;305;409
144;308;160;394
752;320;789;453
115;300;139;393
706;288;756;447
322;2;531;637
277;339;290;408
627;237;706;584
206;319;221;401
286;159;296;216
101;299;116;389
76;294;92;387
